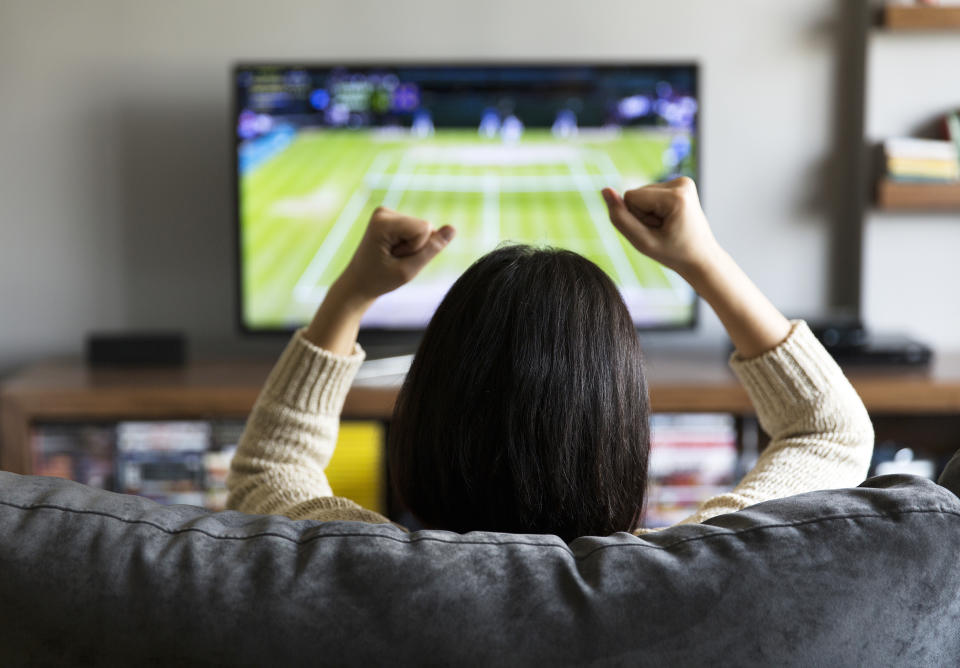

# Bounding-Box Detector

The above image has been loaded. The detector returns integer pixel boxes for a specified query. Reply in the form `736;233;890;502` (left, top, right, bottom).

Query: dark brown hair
388;245;650;542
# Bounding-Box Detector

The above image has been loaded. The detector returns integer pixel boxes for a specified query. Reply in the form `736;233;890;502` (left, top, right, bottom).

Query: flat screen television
234;63;699;335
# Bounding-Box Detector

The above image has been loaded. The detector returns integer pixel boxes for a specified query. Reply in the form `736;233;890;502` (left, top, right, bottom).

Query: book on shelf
944;110;960;159
890;1;960;6
884;136;959;182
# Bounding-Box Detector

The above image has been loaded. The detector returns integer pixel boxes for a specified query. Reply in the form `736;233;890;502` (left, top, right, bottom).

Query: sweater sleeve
676;320;875;526
225;329;393;524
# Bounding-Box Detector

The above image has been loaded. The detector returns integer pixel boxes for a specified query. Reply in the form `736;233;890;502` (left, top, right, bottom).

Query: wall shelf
884;5;960;30
876;179;960;210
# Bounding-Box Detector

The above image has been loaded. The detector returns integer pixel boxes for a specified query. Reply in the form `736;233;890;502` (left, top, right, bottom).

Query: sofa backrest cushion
1;454;959;666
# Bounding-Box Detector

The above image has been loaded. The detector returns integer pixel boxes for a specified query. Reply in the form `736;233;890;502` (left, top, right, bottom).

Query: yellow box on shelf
325;420;386;514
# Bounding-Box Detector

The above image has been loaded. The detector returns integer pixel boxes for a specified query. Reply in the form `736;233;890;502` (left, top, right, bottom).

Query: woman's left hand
304;207;455;354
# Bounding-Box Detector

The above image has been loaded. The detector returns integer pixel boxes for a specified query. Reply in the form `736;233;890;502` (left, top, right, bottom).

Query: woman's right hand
600;177;720;280
603;176;792;359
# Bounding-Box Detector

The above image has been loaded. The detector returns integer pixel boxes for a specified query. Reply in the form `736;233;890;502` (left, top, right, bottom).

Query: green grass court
240;128;695;329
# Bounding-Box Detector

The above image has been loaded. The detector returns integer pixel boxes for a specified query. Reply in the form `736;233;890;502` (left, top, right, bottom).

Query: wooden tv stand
3;351;960;474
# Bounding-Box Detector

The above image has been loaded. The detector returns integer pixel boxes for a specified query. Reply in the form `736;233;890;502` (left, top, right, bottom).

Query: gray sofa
1;451;959;666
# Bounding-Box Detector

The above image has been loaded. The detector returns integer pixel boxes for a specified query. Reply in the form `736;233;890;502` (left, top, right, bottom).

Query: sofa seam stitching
2;498;958;559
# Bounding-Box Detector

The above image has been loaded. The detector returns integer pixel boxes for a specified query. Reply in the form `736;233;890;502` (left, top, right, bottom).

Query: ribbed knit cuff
729;320;847;422
262;329;366;415
284;495;392;523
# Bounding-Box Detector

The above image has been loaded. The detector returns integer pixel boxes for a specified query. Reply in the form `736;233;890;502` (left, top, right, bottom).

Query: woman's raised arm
603;179;873;525
225;208;455;520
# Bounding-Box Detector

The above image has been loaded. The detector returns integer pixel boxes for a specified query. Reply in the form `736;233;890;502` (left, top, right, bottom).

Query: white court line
363;173;608;192
382;152;418;209
482;172;500;249
566;158;640;289
362;152;398;189
293;153;393;302
584;149;627;188
293;188;371;302
581;151;689;302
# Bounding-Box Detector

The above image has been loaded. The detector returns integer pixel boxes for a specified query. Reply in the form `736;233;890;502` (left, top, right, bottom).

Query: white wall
862;28;960;351
0;0;855;372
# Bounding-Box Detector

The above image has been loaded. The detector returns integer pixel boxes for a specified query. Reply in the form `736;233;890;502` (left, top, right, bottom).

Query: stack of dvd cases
116;421;211;506
30;418;384;513
32;424;115;490
643;414;739;528
204;421;244;511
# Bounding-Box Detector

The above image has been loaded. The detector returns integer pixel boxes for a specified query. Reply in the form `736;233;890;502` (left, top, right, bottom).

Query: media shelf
883;5;960;30
6;354;960;473
0;360;396;474
876;178;960;211
4;355;960;526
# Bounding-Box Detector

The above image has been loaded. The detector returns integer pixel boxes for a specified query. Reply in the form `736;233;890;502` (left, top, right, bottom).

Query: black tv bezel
232;61;701;341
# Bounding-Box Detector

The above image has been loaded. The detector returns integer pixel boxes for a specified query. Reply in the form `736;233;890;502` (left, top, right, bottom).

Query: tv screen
235;63;699;333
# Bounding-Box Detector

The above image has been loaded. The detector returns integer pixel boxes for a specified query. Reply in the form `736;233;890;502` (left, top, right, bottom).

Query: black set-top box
808;321;932;367
86;333;186;367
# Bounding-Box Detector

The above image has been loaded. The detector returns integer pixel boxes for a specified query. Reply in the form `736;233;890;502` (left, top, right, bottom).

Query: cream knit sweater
226;320;874;534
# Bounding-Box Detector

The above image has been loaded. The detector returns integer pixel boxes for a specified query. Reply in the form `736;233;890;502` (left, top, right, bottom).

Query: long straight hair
388;245;650;541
